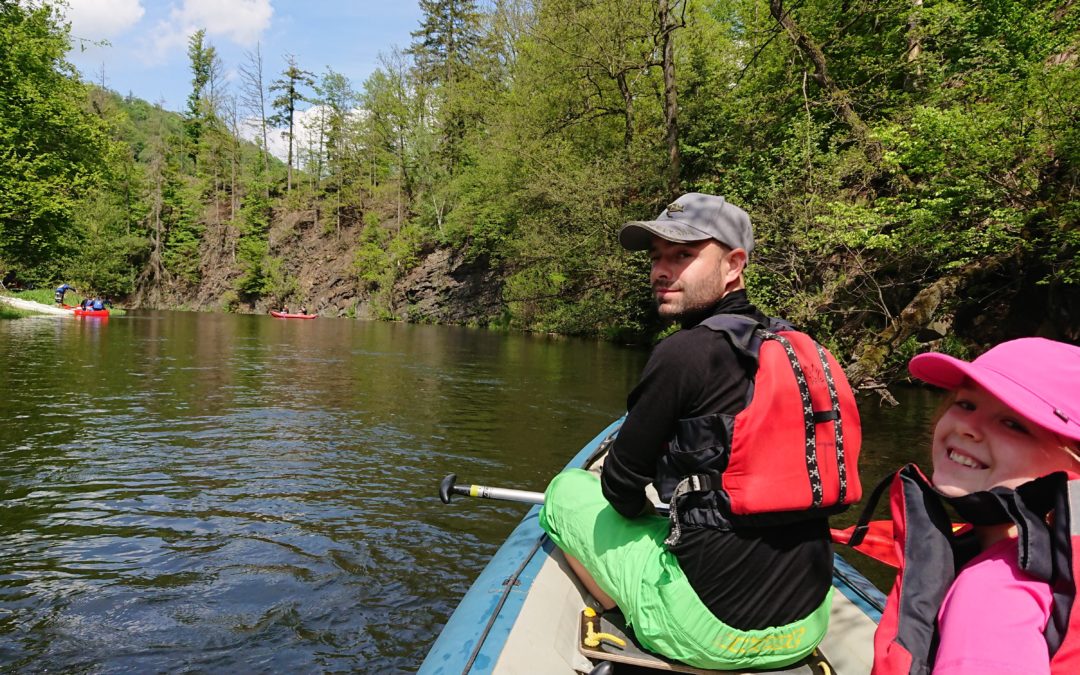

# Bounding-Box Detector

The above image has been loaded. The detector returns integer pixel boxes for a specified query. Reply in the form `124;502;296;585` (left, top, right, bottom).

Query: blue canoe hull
421;419;885;674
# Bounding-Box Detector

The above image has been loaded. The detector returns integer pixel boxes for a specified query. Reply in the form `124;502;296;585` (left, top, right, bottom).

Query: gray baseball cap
619;193;754;255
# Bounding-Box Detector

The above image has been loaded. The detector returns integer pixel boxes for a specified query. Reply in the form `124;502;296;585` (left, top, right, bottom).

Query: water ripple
0;311;642;672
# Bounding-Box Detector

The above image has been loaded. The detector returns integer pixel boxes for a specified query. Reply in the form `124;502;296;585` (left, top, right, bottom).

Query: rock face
390;248;504;325
132;203;506;325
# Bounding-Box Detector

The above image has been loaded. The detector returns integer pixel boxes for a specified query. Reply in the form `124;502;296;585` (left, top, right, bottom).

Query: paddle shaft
439;473;669;514
461;484;545;505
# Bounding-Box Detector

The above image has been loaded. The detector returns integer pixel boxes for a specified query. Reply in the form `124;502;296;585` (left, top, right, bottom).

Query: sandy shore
0;296;73;315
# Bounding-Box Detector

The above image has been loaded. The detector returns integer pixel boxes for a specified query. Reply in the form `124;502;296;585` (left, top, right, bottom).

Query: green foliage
2;0;1077;359
0;303;29;319
233;185;273;298
184;29;219;159
0;2;114;283
354;225;390;288
160;179;205;283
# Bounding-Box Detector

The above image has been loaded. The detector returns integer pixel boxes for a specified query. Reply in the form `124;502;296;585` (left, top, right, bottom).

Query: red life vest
658;315;863;540
847;464;1080;674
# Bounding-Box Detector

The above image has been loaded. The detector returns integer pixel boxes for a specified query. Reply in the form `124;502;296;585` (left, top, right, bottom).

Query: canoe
270;311;316;319
73;308;109;317
420;418;885;674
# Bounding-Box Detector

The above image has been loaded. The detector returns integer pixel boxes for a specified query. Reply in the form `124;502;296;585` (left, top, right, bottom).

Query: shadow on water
0;310;940;671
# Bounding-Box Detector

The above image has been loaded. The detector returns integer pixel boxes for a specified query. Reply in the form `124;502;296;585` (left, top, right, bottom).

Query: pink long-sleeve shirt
933;537;1053;675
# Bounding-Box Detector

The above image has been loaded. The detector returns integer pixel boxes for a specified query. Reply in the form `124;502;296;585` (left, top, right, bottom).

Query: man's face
648;237;743;320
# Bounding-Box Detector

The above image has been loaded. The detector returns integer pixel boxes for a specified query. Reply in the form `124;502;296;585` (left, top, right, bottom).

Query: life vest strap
762;331;847;508
664;473;722;546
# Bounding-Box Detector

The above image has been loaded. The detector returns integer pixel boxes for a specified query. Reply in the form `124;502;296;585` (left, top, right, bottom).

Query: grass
6;288;57;304
0;304;31;319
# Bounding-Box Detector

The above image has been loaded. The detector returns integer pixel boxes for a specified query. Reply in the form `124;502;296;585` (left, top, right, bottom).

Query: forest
1;0;1077;384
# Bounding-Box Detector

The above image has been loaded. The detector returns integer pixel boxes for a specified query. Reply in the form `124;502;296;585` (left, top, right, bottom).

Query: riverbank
0;295;73;316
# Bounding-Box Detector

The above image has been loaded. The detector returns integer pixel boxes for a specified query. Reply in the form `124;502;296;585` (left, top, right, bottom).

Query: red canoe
270;311;316;319
74;308;110;317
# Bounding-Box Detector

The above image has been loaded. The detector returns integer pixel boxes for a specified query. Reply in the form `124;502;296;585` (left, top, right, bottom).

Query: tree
0;1;113;283
239;43;272;192
184;29;222;170
315;68;358;231
407;0;484;173
361;50;426;221
408;0;483;88
657;0;687;196
269;54;315;192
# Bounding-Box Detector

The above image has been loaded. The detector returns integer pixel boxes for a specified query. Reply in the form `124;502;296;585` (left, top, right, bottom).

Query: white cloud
63;0;146;40
149;0;273;58
242;105;365;165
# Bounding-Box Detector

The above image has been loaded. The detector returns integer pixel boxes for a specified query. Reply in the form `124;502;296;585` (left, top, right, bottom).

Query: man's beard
655;274;727;318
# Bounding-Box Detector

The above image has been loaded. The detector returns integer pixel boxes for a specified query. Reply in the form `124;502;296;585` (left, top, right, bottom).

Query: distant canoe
270;311;316;319
73;308;109;317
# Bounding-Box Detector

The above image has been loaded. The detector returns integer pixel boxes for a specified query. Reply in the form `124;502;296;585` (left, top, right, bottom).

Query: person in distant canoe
54;284;75;305
539;193;853;671
300;307;307;315
79;298;89;310
91;298;105;311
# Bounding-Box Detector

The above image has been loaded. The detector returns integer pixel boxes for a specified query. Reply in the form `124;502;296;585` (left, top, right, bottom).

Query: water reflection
0;311;644;672
0;310;936;671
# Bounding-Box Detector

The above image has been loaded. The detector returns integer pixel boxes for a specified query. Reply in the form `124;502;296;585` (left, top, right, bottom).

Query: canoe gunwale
419;419;624;674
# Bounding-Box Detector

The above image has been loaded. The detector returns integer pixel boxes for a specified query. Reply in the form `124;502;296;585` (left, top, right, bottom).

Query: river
0;310;935;672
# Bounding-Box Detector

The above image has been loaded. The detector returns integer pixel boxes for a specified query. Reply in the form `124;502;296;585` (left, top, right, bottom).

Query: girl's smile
931;383;1076;497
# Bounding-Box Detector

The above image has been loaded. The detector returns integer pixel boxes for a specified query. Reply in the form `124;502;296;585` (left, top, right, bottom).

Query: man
539;193;835;670
54;283;75;306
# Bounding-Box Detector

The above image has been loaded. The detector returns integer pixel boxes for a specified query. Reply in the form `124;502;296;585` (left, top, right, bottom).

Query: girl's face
931;382;1078;497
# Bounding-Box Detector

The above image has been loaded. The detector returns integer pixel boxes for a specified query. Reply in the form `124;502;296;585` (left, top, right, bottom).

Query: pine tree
407;0;483;173
269;55;315;192
184;29;220;171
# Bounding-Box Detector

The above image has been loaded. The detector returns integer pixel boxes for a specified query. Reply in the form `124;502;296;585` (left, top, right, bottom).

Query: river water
0;310;935;672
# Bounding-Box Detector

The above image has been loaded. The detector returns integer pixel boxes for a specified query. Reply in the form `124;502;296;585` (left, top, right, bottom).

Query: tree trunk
615;72;634;152
904;0;924;91
658;0;682;196
769;0;882;164
845;250;1013;387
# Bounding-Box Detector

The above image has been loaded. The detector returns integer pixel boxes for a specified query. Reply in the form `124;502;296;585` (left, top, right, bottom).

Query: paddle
439;473;671;514
439;473;546;506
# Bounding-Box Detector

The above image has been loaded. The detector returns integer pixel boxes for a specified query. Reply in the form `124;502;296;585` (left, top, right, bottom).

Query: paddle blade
439;474;458;504
831;521;899;568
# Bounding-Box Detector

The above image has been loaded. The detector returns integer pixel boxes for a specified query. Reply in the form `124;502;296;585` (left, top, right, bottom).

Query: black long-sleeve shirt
601;290;833;630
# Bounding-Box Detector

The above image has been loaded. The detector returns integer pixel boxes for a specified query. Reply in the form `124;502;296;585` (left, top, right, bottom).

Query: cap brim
619;221;712;251
909;352;1080;442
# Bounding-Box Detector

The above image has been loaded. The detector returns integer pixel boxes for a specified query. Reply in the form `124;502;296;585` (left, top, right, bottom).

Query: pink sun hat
909;337;1080;443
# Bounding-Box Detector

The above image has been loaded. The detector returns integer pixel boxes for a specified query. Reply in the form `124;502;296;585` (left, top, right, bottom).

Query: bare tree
239;44;271;192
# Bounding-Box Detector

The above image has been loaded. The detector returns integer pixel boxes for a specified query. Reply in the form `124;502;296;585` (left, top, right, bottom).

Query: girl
873;337;1080;674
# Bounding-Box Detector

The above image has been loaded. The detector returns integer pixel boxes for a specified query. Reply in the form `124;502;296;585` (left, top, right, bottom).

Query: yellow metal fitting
583;619;626;649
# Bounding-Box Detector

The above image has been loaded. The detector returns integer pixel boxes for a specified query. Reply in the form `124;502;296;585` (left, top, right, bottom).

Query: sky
61;0;424;150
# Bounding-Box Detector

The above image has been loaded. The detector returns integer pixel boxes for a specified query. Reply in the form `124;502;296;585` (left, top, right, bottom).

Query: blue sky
62;0;424;114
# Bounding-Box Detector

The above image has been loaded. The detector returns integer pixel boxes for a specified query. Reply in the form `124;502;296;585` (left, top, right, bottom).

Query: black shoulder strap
1046;475;1080;657
698;313;795;362
845;468;901;548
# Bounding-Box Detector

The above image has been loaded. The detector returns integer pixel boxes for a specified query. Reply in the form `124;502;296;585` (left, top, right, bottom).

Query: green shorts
538;469;831;670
